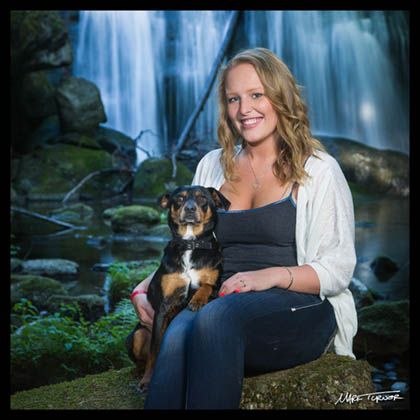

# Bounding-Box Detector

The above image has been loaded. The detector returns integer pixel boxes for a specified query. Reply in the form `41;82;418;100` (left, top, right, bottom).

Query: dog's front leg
188;268;219;311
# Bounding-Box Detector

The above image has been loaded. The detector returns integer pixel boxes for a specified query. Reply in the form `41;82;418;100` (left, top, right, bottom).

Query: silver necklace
245;151;274;190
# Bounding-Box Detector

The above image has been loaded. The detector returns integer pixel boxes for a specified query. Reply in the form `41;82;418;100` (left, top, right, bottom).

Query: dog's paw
188;299;207;312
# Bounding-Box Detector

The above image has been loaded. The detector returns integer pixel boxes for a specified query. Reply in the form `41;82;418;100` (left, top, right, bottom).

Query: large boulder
240;354;378;409
354;300;409;357
94;126;137;167
56;77;107;136
317;135;409;197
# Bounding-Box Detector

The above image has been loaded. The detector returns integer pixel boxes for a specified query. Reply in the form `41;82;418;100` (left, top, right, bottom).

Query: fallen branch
134;129;161;161
11;207;77;230
171;10;241;178
62;168;134;204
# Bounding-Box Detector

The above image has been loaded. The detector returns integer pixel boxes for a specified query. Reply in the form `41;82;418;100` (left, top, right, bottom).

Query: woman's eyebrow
225;87;264;95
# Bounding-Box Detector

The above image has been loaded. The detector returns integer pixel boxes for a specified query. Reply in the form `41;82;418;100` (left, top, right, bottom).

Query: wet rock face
240;353;378;409
11;11;73;73
56;77;107;136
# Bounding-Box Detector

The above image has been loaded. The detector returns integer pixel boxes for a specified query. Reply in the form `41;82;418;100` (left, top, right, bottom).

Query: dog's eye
175;195;185;205
197;196;208;206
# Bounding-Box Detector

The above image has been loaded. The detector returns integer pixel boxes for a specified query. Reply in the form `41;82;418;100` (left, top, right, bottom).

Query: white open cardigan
191;147;358;359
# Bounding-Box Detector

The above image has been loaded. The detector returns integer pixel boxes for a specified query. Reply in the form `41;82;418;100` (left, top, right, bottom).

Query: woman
131;48;357;409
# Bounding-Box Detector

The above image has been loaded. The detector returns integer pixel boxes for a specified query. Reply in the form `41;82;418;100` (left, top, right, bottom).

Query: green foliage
107;261;158;310
11;261;158;392
11;298;138;393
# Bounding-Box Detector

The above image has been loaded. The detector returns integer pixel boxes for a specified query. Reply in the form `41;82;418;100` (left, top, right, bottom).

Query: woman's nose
239;96;252;115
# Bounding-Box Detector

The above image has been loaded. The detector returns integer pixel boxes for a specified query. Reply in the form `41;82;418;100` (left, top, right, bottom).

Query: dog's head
158;186;230;238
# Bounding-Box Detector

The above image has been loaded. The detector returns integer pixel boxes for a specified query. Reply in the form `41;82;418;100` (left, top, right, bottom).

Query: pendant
252;179;260;190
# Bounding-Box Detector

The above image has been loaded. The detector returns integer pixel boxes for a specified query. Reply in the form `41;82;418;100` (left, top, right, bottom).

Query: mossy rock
49;203;95;223
10;354;379;410
111;205;161;234
14;143;124;200
11;275;68;310
133;158;193;199
354;300;409;356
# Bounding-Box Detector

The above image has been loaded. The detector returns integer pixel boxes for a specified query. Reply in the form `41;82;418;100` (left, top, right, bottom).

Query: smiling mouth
240;117;262;128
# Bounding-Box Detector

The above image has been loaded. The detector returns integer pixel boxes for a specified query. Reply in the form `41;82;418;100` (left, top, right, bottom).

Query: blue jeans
144;288;337;409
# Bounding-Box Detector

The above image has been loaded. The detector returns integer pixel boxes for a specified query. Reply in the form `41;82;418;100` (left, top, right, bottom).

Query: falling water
74;11;166;162
74;10;409;161
246;10;409;154
164;11;231;147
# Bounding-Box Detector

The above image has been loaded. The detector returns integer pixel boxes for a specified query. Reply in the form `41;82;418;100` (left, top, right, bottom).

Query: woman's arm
218;264;320;296
131;270;156;331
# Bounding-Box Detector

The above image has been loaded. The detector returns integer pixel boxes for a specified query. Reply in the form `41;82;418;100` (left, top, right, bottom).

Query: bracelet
130;289;147;302
284;267;294;290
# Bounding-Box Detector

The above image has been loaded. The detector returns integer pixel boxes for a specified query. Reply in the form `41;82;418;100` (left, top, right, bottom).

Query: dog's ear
207;187;230;210
157;192;171;209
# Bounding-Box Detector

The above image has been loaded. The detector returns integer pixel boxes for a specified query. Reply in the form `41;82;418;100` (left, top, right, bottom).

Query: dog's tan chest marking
161;272;188;298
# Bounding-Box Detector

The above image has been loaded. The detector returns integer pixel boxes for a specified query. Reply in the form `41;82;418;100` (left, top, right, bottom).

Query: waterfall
74;10;231;163
74;10;409;160
164;11;231;147
246;10;409;154
74;11;166;162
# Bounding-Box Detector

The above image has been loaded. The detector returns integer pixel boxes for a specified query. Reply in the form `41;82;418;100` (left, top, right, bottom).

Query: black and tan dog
126;185;230;390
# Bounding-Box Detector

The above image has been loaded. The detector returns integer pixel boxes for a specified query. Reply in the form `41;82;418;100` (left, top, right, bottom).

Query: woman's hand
218;269;280;296
132;292;155;331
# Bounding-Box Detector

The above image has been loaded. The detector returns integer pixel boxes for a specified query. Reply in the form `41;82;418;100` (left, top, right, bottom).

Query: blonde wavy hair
217;47;326;185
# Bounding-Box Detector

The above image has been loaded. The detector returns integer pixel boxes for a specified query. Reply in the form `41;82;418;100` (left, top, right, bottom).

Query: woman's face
225;63;279;146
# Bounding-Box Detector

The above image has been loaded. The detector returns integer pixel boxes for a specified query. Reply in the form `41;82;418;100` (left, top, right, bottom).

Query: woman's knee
190;297;241;340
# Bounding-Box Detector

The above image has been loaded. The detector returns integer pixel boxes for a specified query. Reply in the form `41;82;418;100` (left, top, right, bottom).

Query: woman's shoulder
307;149;343;178
192;147;225;187
199;147;223;165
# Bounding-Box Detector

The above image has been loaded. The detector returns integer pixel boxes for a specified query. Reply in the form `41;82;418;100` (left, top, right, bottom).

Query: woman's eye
252;93;263;99
228;97;238;104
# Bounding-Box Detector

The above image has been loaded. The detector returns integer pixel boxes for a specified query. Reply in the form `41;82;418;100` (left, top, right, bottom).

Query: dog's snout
184;200;197;213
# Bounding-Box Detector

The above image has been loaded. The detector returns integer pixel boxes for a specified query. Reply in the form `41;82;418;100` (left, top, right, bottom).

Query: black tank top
215;185;298;283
